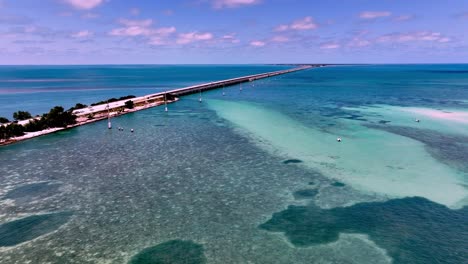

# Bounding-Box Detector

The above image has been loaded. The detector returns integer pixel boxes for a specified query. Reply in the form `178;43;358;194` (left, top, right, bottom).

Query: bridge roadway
166;65;313;97
73;65;315;117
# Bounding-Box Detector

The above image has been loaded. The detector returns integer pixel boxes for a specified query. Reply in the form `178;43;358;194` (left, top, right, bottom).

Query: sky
0;0;467;64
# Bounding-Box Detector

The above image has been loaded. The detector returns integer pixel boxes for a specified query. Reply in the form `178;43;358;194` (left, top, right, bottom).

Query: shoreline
0;98;178;146
0;65;314;147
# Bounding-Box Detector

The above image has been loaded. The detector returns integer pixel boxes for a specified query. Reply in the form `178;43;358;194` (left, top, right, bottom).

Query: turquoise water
0;65;467;263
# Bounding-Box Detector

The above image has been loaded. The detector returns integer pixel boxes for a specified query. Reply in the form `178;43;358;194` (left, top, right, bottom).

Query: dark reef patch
293;189;318;200
2;182;61;203
342;114;368;121
331;181;345;187
366;124;468;172
283;159;303;164
0;212;73;247
260;197;468;264
129;240;206;264
378;120;391;124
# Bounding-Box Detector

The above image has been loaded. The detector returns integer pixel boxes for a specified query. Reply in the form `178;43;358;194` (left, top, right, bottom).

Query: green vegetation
1;106;76;141
0;117;9;124
1;94;139;142
0;123;25;140
124;100;134;109
68;103;88;112
44;106;76;128
90;95;136;106
13;111;32;121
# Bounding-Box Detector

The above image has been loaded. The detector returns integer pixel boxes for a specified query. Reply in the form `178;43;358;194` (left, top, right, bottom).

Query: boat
107;103;112;129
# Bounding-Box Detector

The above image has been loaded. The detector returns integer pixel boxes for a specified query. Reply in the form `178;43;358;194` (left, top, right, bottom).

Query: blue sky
0;0;467;64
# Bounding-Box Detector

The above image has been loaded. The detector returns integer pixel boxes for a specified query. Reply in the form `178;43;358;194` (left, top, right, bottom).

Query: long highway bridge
73;65;319;117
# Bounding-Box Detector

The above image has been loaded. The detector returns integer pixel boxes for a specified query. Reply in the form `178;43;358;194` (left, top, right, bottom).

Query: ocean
0;65;467;263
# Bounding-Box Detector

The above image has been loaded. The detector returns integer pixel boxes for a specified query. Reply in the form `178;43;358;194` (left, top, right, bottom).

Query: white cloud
377;31;451;43
109;19;154;36
118;18;153;27
71;30;93;38
275;17;318;32
320;42;340;49
222;34;240;43
176;32;213;44
110;26;151;36
348;38;371;47
153;27;177;35
274;25;289;32
213;0;261;9
250;40;265;47
394;15;414;21
63;0;104;10
109;18;176;42
148;27;177;45
271;35;289;42
359;11;392;19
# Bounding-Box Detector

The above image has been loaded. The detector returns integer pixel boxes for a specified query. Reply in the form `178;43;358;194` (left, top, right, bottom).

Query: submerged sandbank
344;105;468;135
207;100;467;208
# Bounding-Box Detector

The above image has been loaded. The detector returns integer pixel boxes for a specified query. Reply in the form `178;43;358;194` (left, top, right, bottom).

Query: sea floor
1;65;467;263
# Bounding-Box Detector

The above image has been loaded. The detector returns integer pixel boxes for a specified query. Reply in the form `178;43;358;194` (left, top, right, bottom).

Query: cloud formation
377;31;451;43
63;0;104;10
177;32;213;44
250;40;265;47
275;17;318;32
222;34;240;43
109;18;177;46
359;11;392;19
119;18;153;27
71;30;93;38
271;35;289;43
394;15;414;21
348;38;372;47
212;0;261;9
320;42;340;49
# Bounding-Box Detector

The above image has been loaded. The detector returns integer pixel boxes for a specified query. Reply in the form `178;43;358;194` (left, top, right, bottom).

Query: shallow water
207;100;466;208
0;65;467;263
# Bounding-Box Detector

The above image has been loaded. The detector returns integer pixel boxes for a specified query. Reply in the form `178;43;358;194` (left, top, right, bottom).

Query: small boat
107;103;112;129
337;137;342;142
415;119;420;123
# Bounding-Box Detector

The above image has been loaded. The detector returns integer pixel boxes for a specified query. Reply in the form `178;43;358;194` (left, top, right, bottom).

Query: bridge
73;65;318;117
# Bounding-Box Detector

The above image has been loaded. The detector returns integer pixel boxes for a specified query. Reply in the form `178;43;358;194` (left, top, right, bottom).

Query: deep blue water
0;64;467;263
0;65;291;117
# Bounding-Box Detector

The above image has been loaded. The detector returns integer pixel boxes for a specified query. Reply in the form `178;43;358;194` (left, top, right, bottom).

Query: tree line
0;95;137;141
0;106;77;140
